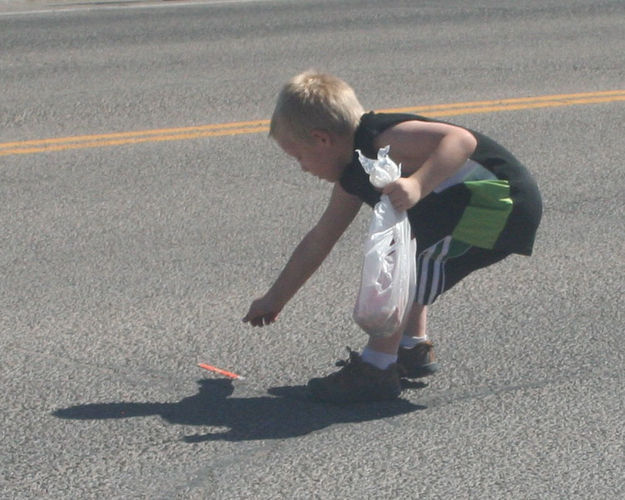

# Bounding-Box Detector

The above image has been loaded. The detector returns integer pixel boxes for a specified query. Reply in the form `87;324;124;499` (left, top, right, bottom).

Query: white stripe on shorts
417;236;452;305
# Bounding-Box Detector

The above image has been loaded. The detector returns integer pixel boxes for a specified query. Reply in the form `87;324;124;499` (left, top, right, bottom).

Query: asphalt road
1;0;624;498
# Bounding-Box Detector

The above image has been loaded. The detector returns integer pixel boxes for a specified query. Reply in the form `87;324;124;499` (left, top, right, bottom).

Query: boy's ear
310;129;332;145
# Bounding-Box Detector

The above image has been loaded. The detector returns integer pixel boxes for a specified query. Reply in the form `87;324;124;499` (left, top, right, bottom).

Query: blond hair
270;71;364;142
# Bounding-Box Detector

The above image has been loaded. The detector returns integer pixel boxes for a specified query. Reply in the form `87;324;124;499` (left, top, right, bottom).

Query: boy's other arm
379;121;477;212
243;183;362;326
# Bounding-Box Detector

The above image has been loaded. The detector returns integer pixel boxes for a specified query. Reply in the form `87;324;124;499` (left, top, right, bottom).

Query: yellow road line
0;125;269;156
384;91;625;116
2;90;625;157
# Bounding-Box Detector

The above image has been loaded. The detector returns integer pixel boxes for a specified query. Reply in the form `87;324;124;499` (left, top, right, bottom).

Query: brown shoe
397;341;439;378
307;348;402;404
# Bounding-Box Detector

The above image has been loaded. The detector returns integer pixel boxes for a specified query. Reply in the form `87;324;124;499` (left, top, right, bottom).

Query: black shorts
415;236;510;305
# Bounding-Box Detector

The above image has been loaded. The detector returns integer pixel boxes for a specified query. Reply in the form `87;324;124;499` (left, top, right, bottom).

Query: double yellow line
0;120;269;157
385;89;625;116
2;90;624;157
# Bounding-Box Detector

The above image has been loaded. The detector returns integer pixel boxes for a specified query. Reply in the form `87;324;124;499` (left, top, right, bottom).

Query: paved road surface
1;0;624;497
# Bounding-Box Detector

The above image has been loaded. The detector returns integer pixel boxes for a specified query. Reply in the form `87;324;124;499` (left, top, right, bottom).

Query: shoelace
335;347;360;368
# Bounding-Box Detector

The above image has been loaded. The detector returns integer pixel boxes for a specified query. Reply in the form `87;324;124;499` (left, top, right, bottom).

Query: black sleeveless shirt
340;112;542;255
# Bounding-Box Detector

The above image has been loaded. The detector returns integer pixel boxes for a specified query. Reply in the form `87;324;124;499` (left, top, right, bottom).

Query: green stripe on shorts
452;180;513;249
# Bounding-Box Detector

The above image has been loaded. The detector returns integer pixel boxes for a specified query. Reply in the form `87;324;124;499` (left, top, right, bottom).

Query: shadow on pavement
53;378;425;442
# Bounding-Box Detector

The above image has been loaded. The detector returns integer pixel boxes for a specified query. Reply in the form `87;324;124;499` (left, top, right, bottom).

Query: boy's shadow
53;379;425;442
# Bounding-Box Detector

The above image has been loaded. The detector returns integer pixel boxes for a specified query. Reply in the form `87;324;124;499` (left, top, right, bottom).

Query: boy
243;71;542;404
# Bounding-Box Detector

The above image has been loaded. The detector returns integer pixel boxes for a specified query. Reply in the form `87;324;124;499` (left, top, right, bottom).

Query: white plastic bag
353;146;417;338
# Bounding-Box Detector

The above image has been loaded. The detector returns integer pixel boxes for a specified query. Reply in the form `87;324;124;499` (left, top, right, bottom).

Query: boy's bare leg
366;328;403;356
401;303;428;339
366;303;428;355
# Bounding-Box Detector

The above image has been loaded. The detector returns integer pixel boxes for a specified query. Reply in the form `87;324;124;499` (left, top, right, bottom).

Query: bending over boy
243;71;542;404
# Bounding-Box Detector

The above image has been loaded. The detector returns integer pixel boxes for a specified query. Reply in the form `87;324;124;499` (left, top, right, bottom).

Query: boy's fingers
243;313;276;327
382;182;396;195
242;314;257;325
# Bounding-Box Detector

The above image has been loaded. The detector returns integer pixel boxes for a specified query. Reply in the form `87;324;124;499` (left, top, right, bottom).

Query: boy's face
276;130;351;183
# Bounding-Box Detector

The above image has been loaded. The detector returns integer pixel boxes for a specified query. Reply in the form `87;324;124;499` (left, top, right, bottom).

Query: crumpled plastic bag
353;146;417;338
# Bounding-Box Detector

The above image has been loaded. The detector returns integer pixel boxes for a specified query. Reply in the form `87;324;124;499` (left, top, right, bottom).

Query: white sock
361;347;397;370
399;334;428;349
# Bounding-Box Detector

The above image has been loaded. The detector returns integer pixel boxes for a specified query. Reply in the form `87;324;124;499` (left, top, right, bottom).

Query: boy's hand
382;177;422;212
243;295;281;327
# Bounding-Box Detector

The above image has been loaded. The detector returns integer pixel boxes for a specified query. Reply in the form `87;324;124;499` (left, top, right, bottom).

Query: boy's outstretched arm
243;183;362;327
379;121;477;212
